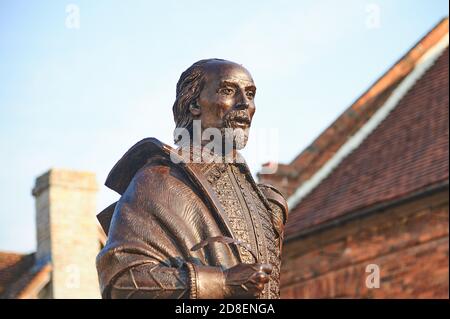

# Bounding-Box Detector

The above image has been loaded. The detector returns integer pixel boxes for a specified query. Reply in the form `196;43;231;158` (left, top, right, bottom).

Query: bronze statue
96;59;288;299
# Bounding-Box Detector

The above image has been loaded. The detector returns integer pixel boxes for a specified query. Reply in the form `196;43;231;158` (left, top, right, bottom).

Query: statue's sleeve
96;164;226;299
258;183;289;240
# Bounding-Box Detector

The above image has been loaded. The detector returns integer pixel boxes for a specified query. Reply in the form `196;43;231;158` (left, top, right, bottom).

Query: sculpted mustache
224;110;251;125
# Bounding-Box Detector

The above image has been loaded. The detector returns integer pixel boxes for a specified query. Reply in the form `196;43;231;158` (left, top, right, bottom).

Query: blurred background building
0;16;448;299
0;169;104;298
260;18;449;298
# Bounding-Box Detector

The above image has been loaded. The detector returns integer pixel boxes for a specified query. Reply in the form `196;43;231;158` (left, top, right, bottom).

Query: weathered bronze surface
96;59;288;299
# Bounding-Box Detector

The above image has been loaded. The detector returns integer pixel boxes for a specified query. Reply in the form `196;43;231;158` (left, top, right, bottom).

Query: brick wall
280;189;449;298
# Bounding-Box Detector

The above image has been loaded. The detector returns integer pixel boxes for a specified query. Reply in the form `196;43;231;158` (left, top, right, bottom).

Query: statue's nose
235;102;250;110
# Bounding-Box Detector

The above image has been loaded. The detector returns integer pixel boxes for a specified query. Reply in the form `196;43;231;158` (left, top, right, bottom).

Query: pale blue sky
0;0;448;253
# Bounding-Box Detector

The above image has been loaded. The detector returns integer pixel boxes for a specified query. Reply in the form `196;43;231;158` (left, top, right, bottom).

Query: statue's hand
223;263;273;298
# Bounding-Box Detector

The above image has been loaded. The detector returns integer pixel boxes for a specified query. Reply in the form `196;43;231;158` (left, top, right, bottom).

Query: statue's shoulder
105;137;183;195
99;138;192;235
258;183;289;225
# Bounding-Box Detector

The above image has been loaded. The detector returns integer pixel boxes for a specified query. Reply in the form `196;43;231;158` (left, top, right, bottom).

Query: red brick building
260;18;449;298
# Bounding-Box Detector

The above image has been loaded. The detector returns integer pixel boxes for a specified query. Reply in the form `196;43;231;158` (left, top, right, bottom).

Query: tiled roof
0;252;35;297
285;46;448;237
0;251;52;299
258;18;449;238
259;18;449;196
2;262;51;299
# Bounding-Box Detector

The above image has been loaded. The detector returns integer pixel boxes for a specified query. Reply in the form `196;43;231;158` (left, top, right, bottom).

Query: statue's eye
219;87;234;96
246;91;255;99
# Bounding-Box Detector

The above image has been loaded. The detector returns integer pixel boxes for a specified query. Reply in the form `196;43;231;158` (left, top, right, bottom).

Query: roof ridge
290;17;449;167
0;251;27;257
287;33;449;210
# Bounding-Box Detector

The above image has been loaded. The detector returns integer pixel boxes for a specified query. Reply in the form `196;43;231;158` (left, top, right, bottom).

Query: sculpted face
191;60;256;150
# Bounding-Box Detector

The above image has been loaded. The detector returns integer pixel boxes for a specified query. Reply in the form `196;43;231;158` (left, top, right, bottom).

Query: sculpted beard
221;109;251;150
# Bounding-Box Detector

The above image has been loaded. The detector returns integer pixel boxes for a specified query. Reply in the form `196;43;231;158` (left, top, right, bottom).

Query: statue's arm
98;164;227;299
108;262;189;299
108;261;226;299
258;183;289;239
107;257;272;299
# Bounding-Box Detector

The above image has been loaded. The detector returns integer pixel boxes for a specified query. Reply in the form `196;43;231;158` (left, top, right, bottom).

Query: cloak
96;138;288;299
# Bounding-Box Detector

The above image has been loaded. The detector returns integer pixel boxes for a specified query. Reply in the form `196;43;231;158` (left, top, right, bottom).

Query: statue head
172;59;256;151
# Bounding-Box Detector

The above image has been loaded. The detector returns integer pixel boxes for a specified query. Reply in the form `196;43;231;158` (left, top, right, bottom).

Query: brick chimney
32;169;101;299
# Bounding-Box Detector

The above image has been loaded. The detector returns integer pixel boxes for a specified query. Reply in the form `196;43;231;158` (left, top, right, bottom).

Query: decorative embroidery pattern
199;161;281;299
231;164;281;299
199;163;255;264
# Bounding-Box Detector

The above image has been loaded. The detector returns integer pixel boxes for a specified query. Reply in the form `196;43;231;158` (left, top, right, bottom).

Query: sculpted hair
172;58;226;144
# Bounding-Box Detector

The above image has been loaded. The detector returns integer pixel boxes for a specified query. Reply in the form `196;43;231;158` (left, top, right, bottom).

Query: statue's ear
189;101;201;116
